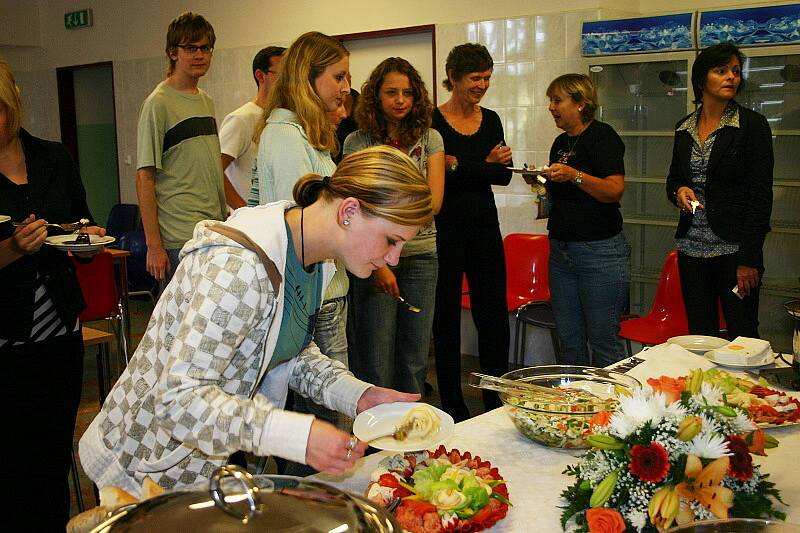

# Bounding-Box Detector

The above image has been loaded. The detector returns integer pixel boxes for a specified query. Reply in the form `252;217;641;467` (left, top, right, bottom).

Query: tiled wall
435;11;606;238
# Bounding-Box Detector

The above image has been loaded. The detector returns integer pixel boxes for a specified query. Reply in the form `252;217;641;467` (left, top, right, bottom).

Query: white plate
705;350;776;369
45;234;115;252
667;335;729;355
353;402;454;452
0;215;10;224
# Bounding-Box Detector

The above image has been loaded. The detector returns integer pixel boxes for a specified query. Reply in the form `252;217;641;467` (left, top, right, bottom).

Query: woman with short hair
543;73;630;368
432;43;513;421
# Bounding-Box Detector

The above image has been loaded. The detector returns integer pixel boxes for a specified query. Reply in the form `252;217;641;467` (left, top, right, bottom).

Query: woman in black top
431;43;513;421
543;73;630;368
0;60;105;531
666;43;773;338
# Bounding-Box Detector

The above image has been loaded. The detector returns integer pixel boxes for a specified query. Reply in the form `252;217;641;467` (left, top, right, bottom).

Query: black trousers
1;330;84;532
433;221;508;422
677;251;762;339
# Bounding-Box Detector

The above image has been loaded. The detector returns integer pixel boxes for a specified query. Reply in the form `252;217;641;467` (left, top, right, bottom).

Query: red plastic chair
617;250;727;354
70;251;129;368
461;234;555;367
618;251;687;354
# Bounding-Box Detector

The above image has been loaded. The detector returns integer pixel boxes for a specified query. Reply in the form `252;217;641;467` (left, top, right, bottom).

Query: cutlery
396;295;421;313
366;419;416;443
468;372;587;402
12;220;85;232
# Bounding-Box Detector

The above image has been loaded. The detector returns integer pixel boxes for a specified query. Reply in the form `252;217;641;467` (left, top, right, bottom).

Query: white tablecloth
314;346;800;531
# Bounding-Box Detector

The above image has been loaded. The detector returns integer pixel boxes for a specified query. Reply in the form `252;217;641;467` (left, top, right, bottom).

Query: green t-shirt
137;81;226;249
270;217;323;369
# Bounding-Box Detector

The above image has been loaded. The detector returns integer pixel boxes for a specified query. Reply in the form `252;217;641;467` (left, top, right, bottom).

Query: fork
396;295;421;313
12;221;84;232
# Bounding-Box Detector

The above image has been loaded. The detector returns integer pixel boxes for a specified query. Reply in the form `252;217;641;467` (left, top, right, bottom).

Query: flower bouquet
560;369;786;532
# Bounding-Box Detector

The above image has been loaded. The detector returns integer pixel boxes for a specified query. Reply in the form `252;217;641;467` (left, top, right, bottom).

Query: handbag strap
208;223;282;292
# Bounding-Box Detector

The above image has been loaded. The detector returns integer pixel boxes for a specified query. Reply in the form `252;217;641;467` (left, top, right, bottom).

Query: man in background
219;46;285;209
135;12;226;283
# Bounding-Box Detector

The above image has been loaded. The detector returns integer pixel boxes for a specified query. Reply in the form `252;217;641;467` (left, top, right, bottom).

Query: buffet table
315;345;800;531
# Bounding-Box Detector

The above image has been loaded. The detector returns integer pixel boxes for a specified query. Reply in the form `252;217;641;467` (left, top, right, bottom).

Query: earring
343;219;350;226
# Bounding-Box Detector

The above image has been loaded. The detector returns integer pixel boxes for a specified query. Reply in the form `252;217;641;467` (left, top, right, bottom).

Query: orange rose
586;507;626;533
647;375;687;404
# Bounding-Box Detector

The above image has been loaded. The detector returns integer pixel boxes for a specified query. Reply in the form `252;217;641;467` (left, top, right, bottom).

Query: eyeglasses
176;44;214;55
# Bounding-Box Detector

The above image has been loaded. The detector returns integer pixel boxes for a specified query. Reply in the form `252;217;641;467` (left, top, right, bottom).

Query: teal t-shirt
269;216;323;368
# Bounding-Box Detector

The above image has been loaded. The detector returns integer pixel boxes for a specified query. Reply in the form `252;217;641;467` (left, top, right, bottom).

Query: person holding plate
80;146;428;497
431;43;513;421
543;73;630;368
0;59;106;531
666;43;773;339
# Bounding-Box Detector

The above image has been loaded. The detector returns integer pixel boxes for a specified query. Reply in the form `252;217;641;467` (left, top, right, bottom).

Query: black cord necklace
300;207;306;270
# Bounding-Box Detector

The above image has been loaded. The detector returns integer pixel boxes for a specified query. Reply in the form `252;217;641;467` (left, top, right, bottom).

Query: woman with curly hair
343;57;444;395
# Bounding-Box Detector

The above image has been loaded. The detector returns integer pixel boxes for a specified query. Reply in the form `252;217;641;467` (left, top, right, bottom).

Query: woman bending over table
79;146;430;496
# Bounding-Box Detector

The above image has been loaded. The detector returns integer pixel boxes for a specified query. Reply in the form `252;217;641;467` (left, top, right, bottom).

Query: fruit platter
365;446;510;533
649;368;800;427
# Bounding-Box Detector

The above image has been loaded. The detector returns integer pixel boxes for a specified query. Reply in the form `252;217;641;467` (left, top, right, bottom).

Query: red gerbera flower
726;435;754;480
629;442;671;482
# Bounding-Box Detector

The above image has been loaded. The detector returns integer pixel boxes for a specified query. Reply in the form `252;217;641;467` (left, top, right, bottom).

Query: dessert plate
45;234;115;252
353;402;453;452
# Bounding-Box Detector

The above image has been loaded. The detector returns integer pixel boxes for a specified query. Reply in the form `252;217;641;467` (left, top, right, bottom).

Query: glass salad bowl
499;365;640;448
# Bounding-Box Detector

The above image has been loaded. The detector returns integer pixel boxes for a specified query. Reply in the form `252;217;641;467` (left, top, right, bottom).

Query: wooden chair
82;326;115;403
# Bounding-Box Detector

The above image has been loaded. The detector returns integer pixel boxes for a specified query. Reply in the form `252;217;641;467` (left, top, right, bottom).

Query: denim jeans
292;296;350;429
350;252;438;394
549;232;630;368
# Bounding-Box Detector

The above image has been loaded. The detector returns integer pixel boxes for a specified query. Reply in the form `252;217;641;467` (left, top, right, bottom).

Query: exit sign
64;9;93;30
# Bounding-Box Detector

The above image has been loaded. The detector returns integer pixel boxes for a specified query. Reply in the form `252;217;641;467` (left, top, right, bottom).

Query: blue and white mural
700;4;800;47
582;14;694;56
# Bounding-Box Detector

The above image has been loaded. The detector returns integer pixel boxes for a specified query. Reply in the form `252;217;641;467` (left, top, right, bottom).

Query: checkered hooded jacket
79;202;370;496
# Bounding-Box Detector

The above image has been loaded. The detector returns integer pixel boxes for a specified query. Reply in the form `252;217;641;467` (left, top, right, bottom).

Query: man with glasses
135;12;226;285
219;46;285;210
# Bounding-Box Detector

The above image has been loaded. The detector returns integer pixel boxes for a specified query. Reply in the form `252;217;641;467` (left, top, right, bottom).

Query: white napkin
712;336;771;357
625;343;716;384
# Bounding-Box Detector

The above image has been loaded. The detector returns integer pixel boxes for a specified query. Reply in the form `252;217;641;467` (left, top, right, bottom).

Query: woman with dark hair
542;73;630;368
1;59;106;531
432;43;513;421
80;146;432;496
666;43;773;338
344;57;444;395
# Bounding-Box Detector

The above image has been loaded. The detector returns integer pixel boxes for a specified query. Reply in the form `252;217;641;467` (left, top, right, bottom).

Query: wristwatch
573;171;584;185
448;158;458;172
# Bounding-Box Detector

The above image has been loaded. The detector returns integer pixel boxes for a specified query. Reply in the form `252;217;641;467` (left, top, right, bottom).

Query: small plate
45;234;115;252
705;350;776;369
507;166;548;176
667;335;729;355
353;402;454;452
0;215;10;224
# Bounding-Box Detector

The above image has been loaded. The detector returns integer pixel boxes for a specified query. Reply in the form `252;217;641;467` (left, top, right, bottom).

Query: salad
365;446;510;533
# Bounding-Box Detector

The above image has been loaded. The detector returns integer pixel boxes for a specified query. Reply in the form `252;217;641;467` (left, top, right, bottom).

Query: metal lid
91;465;398;532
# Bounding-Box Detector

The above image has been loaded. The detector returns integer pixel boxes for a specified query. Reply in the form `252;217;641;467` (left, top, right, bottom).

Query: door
57;62;120;228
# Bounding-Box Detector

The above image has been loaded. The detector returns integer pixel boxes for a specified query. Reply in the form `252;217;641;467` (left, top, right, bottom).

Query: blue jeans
292;296;349;429
350;252;437;394
549;232;630;368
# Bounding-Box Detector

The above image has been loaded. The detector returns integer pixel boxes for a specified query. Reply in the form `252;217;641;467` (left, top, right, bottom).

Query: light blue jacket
256;108;337;204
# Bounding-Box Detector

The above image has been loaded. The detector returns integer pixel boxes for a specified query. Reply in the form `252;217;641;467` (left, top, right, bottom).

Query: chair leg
625;338;633;357
519;323;529;369
512;319;522;371
97;342;109;404
548;328;561;365
70;445;85;513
